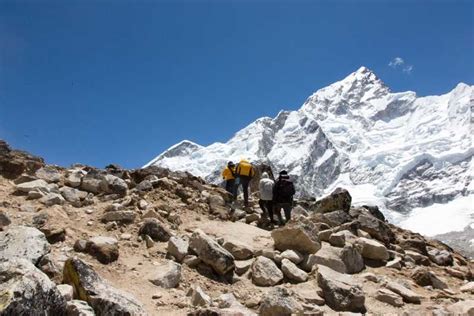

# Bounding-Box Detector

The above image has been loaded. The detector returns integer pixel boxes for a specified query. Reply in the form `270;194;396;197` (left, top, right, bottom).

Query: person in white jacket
259;172;276;225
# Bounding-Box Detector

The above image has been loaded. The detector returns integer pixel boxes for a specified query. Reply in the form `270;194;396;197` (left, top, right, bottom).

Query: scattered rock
0;210;11;229
60;186;88;207
66;170;84;188
35;166;61;183
101;174;128;196
329;230;356;247
375;288;404;307
340;243;365;274
101;210;136;224
356;213;395;244
281;258;308;283
139;218;172;241
190;285;212;307
66;300;95;316
86;236;119;264
136;179;153;192
460;282;474;294
302;243;346;273
317;265;366;312
251;256;284;286
235;259;254;275
189;229;235;276
57;284;74;301
183;255;201;268
280;249;304;264
40;193;66;206
0;259;67;314
149;260;182;288
63;257;146;315
245;213;260;224
259;287;303;316
411;267;448;290
446;300;474;315
74;239;88;253
0;225;50;265
428;249;453;266
386;257;402;269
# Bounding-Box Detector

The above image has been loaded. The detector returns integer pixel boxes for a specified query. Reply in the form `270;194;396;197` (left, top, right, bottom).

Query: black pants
273;202;292;225
237;176;251;205
225;179;235;199
259;200;273;221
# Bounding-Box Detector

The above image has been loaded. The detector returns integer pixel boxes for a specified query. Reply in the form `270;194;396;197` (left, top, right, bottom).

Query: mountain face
145;67;473;234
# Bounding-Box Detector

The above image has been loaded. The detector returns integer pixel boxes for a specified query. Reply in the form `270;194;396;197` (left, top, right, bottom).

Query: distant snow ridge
145;66;474;234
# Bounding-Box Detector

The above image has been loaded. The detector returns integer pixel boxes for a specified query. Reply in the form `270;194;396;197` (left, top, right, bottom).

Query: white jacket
259;172;274;201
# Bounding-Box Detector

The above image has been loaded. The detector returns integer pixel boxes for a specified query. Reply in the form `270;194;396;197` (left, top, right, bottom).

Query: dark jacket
273;175;296;203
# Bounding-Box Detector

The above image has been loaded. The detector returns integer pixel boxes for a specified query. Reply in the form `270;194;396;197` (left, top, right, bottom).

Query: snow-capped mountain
145;67;473;236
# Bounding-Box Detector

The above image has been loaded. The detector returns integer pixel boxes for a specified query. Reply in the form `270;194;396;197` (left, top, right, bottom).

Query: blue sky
0;0;472;169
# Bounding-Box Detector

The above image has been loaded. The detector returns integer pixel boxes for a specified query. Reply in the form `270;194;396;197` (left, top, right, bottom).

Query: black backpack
276;180;295;199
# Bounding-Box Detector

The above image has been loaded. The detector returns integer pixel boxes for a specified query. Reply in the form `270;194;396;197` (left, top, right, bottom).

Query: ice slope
145;67;473;235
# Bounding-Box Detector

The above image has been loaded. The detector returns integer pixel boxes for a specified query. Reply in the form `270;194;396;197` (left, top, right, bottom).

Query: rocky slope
0;140;473;315
145;67;473;243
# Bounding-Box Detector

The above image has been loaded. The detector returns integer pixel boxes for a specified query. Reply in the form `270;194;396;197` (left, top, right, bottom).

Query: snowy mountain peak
145;68;473;235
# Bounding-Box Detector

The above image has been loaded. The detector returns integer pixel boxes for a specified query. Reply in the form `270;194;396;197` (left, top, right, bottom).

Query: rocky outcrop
0;259;67;315
63;257;146;315
311;188;352;213
189;229;235;275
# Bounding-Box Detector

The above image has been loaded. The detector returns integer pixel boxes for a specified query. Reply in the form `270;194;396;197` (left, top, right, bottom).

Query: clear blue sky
1;0;472;169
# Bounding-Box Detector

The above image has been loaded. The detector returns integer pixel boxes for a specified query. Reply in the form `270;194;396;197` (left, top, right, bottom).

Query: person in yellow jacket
234;159;255;206
222;161;236;199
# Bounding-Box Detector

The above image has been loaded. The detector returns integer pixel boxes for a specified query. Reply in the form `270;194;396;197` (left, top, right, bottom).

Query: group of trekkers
221;159;296;227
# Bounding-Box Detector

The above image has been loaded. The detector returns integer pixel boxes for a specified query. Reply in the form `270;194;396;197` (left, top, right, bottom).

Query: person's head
279;170;289;179
261;172;269;179
227;161;235;168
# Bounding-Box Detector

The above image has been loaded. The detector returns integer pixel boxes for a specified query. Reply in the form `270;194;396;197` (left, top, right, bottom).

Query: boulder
100;174;128;196
355;237;389;261
316;265;365;312
35;166;61;183
386;257;402;269
0;259;67;315
281;258;308;283
460;282;474;294
259;287;303;316
86;236;119;264
136;179;153;192
60;187;88;207
235;259;254;275
138;218;172;242
63;257;146;315
361;205;386;221
329;230;357;247
167;236;189;262
321;210;352;227
0;210;11;229
311;188;351;213
40;225;66;244
280;249;304;264
0;226;50;265
101;210;136;224
149;260;181;288
15;179;50;193
222;240;254;260
340;243;365;274
428;249;453;266
80;173;104;194
189;285;212;307
356;213;395;244
384;281;422;304
375;288;404;307
66;300;95;316
40;193;65;206
189;229;235;275
446;300;474;315
302;243;346;273
399;238;428;256
66;170;84;188
57;284;74;301
251;256;284;286
411;267;448;290
404;250;430;265
271;220;321;254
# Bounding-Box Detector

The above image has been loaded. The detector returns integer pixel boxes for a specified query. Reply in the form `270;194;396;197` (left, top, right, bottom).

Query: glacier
145;66;473;238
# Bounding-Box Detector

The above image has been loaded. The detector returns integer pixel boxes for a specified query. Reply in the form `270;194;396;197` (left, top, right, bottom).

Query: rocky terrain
0;140;473;316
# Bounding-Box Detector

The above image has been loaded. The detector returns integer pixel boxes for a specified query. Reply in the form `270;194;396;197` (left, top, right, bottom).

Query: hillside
0;140;473;315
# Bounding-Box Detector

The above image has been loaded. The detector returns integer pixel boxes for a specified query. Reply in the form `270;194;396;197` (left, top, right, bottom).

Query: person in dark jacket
221;161;236;199
272;170;296;225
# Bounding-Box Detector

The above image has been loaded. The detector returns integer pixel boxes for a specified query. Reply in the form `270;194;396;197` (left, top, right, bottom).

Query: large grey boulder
63;257;146;315
311;188;352;213
100;174;128;196
60;186;88;207
65;169;85;188
251;256;284;286
167;236;189;262
15;179;50;193
138;218;172;242
302;243;346;273
259;287;303;316
149;260;181;288
271;220;321;254
411;267;448;290
80;173;104;194
355;237;389;261
40;192;66;206
35;166;61;183
281;258;308;283
428;249;453;266
340;243;365;274
189;229;235;275
0;226;50;265
317;265;366;312
356;213;395;244
222;240;254;260
0;259;67;315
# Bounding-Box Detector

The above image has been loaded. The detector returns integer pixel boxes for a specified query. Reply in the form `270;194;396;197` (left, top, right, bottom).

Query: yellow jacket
222;166;235;180
236;160;255;177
